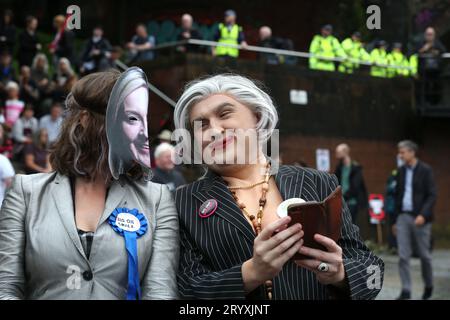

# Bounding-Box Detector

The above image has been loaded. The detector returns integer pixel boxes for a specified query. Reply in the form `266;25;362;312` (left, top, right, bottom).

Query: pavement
376;249;450;300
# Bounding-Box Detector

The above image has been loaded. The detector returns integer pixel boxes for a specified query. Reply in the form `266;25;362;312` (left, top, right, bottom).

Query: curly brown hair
49;69;120;181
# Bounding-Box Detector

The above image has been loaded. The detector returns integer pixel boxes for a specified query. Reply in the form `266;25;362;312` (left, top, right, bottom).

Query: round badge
199;199;218;218
276;198;306;218
115;212;141;232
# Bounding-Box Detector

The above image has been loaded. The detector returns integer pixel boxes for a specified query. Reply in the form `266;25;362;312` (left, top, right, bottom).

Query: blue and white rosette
108;207;148;300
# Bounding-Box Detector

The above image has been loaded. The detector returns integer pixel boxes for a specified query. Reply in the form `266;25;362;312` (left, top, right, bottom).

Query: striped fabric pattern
175;165;384;300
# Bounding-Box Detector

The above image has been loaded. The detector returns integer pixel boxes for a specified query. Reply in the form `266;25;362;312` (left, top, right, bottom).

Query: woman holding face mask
173;74;384;300
0;68;179;300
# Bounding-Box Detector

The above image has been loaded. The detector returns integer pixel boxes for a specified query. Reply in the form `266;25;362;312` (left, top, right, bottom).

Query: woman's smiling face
189;93;260;166
122;86;150;167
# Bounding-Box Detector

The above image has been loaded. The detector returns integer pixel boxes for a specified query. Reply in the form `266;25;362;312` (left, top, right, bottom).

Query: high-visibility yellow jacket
338;37;371;73
386;51;410;77
216;23;242;57
309;34;346;71
409;54;418;77
370;48;389;77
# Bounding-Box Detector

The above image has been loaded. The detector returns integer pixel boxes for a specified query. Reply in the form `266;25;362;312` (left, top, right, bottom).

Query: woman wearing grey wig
173;73;384;300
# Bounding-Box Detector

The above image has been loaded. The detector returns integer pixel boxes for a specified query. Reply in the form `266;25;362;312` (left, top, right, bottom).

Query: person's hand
295;234;347;288
242;216;304;293
415;215;426;226
182;31;191;39
392;224;397;236
36;43;42;51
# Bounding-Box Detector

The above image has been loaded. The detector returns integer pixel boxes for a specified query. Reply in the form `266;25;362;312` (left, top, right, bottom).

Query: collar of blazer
50;172;128;261
191;165;305;243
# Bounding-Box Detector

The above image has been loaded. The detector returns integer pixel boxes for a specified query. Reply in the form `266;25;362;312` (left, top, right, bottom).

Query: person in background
370;40;389;77
258;26;285;65
23;128;51;174
413;27;447;105
385;157;402;252
80;26;112;75
105;46;123;69
31;53;51;91
0;124;13;159
0;10;16;55
4;81;25;129
126;23;155;63
387;43;410;78
18;15;41;67
393;140;437;300
12;104;38;152
19;65;40;105
309;24;346;72
157;129;173;145
53;57;78;100
0;52;16;97
0;151;14;204
334;143;368;224
49;15;75;66
151;142;186;194
31;53;54;115
338;31;370;73
213;9;247;58
176;13;203;53
39;102;63;146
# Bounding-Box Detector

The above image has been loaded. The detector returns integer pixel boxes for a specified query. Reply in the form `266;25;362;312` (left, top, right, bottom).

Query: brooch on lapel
108;207;148;300
199;199;218;218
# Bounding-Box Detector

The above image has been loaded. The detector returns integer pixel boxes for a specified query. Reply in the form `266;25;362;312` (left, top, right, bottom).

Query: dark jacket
334;161;368;209
175;165;384;300
18;30;39;67
55;30;75;64
394;160;437;223
80;37;112;71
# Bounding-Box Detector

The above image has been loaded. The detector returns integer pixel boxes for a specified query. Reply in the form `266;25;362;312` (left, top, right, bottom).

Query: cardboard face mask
106;67;151;179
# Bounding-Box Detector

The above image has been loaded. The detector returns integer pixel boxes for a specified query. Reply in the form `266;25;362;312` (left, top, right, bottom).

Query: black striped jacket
175;165;384;300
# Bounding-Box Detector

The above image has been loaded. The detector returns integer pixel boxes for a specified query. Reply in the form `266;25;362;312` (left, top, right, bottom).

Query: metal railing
117;38;450;108
144;38;450;71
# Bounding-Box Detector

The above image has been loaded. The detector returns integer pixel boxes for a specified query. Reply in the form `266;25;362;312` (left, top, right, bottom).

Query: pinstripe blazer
175;165;384;300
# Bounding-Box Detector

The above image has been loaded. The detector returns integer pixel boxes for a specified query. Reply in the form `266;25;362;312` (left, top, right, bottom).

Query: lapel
275;165;304;201
191;165;305;243
97;176;127;227
193;170;255;243
51;173;128;261
51;173;87;261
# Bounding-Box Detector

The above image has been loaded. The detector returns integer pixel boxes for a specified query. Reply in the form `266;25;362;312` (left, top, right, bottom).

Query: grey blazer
0;172;179;300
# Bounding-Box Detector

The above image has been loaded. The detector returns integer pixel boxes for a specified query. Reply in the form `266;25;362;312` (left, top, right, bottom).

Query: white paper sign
316;149;330;172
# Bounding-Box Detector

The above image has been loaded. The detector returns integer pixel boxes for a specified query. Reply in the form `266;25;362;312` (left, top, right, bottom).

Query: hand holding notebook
278;186;343;260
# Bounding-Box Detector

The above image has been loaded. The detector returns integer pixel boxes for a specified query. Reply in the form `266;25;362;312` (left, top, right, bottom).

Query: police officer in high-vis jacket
213;9;247;58
338;31;371;74
309;24;346;72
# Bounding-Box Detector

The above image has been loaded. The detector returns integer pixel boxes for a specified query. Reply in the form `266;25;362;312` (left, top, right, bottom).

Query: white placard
289;89;308;105
316;149;330;172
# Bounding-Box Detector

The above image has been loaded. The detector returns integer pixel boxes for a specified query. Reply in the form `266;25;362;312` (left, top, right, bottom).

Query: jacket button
82;270;93;281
